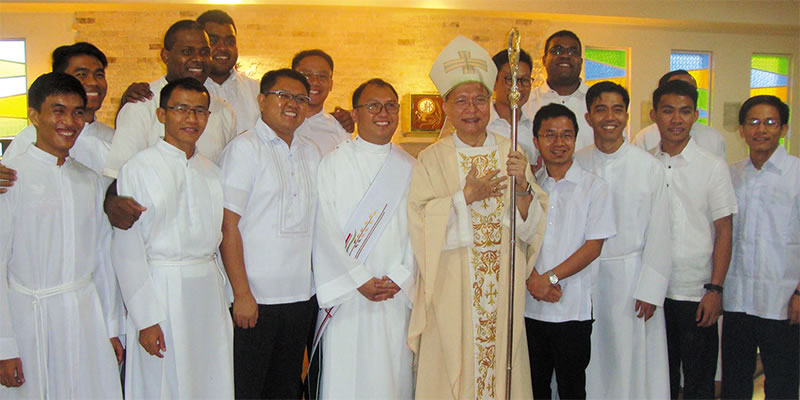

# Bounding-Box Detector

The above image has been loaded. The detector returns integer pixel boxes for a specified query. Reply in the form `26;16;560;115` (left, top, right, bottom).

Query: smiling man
575;81;672;399
525;103;615;400
408;36;548;400
722;95;799;400
0;72;122;399
489;48;537;165
218;69;320;399
310;78;415;399
2;42;115;183
524;30;593;152
102;19;237;232
650;79;737;400
292;49;353;155
111;77;234;399
198;9;260;134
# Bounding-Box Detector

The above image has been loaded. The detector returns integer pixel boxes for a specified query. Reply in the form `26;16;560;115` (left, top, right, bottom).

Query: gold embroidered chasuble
408;133;548;400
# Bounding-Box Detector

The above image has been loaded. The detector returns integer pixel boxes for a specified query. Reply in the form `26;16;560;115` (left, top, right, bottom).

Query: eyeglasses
354;102;400;115
265;90;312;106
503;76;533;88
450;95;490;110
538;132;576;143
298;70;331;83
165;104;210;117
548;45;580;57
745;118;781;128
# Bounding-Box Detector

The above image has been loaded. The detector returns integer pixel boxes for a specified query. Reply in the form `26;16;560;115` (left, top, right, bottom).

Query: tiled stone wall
73;6;552;127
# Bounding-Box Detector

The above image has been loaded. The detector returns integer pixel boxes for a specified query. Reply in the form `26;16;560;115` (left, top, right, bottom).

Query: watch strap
704;283;723;294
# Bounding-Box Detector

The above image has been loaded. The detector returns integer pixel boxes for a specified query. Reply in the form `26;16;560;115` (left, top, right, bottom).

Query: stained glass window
584;47;629;88
750;54;791;149
670;51;711;125
0;39;27;140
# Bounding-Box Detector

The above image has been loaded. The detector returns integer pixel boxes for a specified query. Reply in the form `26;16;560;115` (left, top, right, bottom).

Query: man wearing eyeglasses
218;68;320;399
722;95;799;400
111;77;234;399
409;36;548;400
524;30;594;152
650;80;737;400
525;103;615;400
292;49;354;155
102;19;237;231
489;48;539;169
310;78;415;399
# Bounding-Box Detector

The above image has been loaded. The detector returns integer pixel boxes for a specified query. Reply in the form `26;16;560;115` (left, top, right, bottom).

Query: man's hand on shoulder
332;107;354;133
121;82;154;105
0;162;17;194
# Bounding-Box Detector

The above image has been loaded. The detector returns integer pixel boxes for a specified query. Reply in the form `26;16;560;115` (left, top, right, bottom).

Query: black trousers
664;298;719;400
721;311;799;400
232;297;316;399
526;318;593;400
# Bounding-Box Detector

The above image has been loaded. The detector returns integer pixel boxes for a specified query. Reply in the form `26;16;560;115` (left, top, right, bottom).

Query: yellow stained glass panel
749;87;789;103
0;95;27;118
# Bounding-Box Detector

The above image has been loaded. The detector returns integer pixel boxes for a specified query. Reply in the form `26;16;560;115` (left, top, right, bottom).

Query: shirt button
668;166;671;169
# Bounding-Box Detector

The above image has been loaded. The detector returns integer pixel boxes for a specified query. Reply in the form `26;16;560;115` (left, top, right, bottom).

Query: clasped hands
358;276;400;302
526;272;562;303
463;151;529;204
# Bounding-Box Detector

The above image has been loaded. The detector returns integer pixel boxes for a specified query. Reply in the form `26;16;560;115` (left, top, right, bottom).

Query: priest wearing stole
408;36;548;400
311;78;415;399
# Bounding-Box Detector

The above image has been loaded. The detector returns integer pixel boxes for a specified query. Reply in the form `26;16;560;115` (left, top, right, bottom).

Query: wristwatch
703;283;723;294
515;183;532;197
546;270;559;286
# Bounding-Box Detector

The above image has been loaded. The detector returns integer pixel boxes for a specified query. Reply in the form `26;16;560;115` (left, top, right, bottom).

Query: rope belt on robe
8;274;93;400
148;254;226;286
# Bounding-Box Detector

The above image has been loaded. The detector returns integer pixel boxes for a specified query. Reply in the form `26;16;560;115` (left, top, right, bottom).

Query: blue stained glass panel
750;69;789;88
698;109;708;119
670;52;710;71
585;60;626;80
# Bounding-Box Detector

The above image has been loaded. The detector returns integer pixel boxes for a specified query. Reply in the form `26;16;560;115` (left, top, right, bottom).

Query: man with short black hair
0;72;123;399
219;68;319;399
1;42;119;186
722;95;799;400
577;81;672;399
489;48;537;165
103;19;237;231
650;79;737;400
632;69;726;159
292;49;353;154
525;103;615;400
197;9;260;134
524;30;593;151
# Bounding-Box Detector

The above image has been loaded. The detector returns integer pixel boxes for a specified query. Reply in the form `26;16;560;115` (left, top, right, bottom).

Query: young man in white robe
219;69;319;399
0;72;122;399
111;78;234;399
576;81;672;399
408;36;548;400
102;19;237;231
722;95;799;399
311;78;415;399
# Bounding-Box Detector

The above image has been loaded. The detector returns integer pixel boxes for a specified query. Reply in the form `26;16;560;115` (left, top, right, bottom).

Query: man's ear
28;107;40;129
156;107;166;124
160;48;169;65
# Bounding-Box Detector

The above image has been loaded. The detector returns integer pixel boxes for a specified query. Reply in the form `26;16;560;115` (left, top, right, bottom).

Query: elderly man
408;36;548;400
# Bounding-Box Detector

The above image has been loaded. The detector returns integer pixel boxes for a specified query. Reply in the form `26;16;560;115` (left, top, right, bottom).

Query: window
750;54;791;149
670;51;712;126
584;47;629;88
0;39;27;141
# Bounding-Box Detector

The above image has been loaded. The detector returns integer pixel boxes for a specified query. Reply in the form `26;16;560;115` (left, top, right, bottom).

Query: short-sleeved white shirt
487;102;536;162
727;146;800;320
205;70;260;135
295;110;351;155
219;118;321;304
523;80;593;152
525;161;616;322
653;139;738;301
633;122;726;160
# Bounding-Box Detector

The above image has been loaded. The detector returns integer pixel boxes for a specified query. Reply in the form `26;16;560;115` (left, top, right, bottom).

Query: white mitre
429;35;498;97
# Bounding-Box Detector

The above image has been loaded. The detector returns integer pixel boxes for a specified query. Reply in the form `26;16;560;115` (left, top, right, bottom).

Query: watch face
548;273;558;285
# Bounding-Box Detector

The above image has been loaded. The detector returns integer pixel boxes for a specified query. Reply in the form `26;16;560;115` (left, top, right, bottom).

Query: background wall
1;2;798;162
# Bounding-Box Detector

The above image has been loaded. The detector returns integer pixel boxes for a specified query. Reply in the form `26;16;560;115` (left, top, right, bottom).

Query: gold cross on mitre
443;50;489;74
